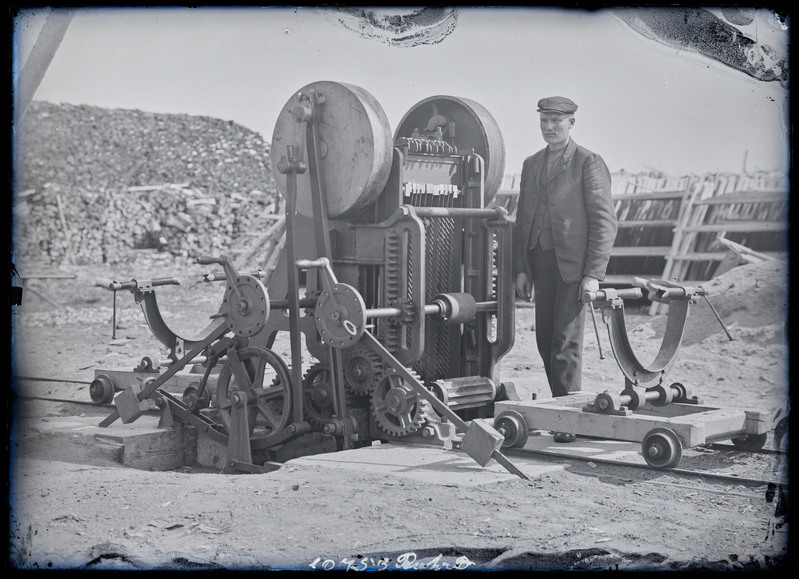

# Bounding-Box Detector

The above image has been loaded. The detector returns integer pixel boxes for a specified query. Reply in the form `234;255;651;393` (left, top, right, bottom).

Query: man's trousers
528;245;586;397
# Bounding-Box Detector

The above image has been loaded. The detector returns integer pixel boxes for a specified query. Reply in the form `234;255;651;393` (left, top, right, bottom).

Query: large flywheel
271;81;394;219
215;346;292;436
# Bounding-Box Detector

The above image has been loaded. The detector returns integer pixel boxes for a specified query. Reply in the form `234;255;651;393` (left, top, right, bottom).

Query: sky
11;6;790;178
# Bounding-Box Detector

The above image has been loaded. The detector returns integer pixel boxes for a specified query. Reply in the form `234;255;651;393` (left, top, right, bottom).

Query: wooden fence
494;169;787;288
238;170;786;306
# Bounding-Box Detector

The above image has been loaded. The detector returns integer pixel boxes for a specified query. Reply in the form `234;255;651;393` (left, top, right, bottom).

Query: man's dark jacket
512;138;617;284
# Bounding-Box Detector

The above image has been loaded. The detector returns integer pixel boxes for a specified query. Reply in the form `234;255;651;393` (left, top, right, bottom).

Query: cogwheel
302;363;335;427
344;348;385;395
371;370;426;437
302;362;365;427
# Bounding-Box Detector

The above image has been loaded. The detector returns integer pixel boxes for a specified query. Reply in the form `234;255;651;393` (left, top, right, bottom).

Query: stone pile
14;101;280;265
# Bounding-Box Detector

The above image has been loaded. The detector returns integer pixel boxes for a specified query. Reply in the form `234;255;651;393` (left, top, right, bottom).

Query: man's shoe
553;432;576;443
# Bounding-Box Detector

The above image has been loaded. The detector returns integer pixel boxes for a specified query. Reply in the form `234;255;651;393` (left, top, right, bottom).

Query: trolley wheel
494;410;529;449
642;427;683;468
731;432;768;452
89;374;115;404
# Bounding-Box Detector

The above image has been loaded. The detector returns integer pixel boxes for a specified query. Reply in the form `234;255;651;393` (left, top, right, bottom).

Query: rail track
501;445;784;488
15;384;786;490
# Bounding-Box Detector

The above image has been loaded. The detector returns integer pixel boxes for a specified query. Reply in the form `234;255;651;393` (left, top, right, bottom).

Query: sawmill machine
97;80;526;477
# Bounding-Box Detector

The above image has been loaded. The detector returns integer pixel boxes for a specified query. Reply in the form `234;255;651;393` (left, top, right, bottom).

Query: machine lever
700;292;734;341
588;304;605;360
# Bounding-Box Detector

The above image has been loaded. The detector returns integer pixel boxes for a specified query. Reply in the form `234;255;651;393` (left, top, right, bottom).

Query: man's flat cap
537;96;578;115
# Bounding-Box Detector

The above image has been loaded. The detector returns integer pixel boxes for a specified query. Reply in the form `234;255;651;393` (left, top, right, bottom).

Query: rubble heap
14;101;280;265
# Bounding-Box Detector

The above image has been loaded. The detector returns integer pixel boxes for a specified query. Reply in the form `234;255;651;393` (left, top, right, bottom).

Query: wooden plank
681;221;786;233
716;236;775;260
610;246;672;256
652;177;701;314
612;191;686;201
670;251;781;262
692;190;786;205
617;220;676;228
127;183;191;192
669;179;714;289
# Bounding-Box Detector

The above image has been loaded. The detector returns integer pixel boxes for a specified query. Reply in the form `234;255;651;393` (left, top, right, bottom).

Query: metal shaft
588;304;605;360
702;294;734;341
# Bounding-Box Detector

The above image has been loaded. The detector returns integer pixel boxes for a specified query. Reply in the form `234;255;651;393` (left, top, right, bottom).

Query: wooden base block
95;425;197;471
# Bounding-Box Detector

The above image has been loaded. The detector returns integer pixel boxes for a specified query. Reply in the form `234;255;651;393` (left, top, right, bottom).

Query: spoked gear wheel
215;346;292;437
303;363;367;427
344;348;385;395
371;371;426;437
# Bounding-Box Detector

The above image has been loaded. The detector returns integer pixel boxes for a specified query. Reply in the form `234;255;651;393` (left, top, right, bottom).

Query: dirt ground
7;253;790;571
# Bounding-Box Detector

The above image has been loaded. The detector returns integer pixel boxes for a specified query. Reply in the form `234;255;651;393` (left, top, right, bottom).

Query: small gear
344;349;385;395
303;363;366;427
302;363;335;427
371;370;426;437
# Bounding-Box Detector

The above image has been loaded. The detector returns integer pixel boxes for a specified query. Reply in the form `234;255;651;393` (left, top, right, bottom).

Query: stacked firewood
14;101;281;265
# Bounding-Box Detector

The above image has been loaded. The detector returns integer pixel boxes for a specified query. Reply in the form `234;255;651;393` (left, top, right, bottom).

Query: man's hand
515;272;532;301
578;275;599;304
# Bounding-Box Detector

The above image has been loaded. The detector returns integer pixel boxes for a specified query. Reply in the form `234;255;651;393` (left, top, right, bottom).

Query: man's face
539;113;574;148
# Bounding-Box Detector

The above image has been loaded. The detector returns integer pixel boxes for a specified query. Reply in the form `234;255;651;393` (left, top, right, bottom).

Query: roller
271;81;394;219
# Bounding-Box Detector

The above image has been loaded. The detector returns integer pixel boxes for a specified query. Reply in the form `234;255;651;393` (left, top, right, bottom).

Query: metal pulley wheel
89;374;116;404
315;283;367;348
215;347;292;436
271;81;394;218
394;95;506;203
222;274;270;337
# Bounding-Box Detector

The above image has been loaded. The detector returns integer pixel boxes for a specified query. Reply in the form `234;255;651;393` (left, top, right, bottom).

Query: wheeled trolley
495;393;770;469
494;280;773;469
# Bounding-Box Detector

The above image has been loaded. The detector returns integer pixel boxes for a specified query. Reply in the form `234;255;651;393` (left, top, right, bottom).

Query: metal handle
583;288;643;303
108;277;180;292
196;255;227;266
296;258;329;270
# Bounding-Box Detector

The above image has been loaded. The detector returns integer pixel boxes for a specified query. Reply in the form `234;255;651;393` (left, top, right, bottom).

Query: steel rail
500;446;783;487
14;393;156;411
14;376;92;385
15;392;786;488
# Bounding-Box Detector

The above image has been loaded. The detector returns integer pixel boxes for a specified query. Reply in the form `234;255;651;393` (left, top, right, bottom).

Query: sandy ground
7;254;790;571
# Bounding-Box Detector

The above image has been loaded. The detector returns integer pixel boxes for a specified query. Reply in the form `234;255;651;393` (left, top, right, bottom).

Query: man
512;96;617;442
